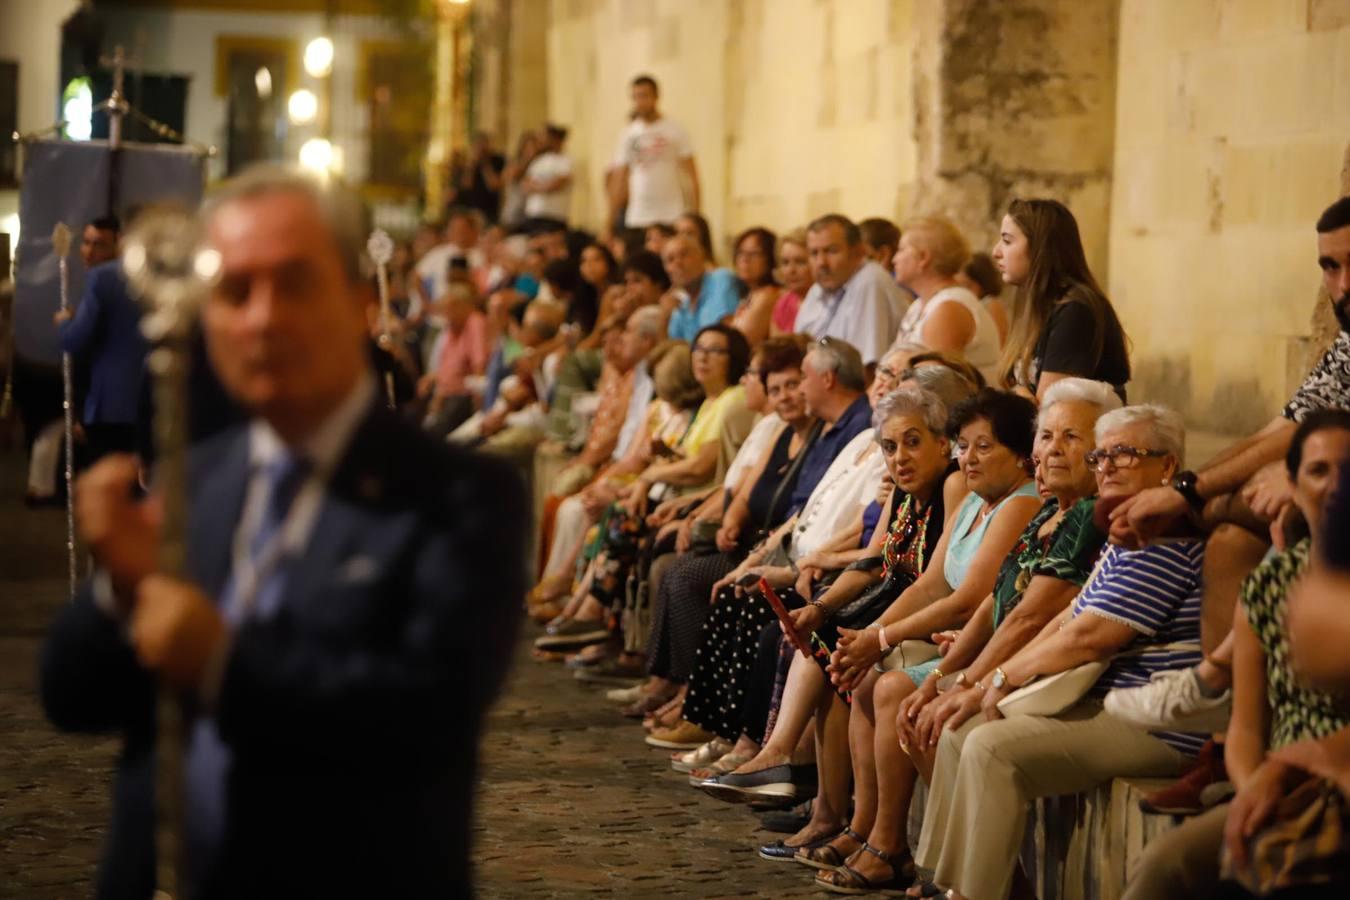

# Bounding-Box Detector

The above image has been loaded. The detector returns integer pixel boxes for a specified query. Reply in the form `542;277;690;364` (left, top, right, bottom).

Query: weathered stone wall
1109;0;1350;433
516;0;1350;434
913;0;1119;275
539;0;917;255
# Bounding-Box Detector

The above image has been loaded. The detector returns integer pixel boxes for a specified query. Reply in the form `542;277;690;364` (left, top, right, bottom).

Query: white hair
627;305;665;340
1038;377;1122;430
1095;404;1186;460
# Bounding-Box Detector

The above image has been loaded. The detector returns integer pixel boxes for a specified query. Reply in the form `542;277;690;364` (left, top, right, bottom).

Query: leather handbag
995;660;1110;718
997;642;1201;718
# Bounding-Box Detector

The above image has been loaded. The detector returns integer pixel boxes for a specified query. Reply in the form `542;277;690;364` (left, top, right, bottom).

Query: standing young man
605;75;700;243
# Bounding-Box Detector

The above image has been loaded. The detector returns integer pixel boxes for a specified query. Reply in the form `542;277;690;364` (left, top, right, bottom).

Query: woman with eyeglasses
804;378;1118;893
909;404;1210;900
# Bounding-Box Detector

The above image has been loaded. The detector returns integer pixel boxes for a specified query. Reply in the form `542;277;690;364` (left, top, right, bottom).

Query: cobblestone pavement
0;450;824;899
475;645;827;899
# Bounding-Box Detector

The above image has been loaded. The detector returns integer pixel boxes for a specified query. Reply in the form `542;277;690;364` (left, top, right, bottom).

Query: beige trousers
915;702;1188;900
1120;802;1226;900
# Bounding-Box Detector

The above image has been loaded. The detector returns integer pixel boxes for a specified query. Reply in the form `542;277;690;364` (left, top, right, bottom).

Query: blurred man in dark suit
55;213;149;464
40;166;527;899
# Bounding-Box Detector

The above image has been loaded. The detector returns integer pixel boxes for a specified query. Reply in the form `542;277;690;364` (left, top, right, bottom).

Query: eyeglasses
876;365;899;382
692;344;730;356
1085;445;1171;471
743;368;763;380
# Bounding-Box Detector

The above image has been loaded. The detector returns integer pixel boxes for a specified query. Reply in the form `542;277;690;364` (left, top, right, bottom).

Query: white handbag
997;642;1201;718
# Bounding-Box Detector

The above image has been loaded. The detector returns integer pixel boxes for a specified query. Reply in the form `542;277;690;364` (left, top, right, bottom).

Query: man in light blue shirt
662;234;739;341
794;213;909;369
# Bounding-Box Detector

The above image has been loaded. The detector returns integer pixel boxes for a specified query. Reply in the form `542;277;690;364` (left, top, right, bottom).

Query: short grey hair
628;305;665;340
1095;404;1186;460
201;163;371;285
1038;377;1123;429
806;337;866;391
873;385;947;437
905;364;976;419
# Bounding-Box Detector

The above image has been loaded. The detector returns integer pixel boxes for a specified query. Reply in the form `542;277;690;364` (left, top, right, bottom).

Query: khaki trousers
915;702;1188;900
1121;802;1226;900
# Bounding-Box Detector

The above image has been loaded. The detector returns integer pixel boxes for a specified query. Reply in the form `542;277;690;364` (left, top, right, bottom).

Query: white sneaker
1104;667;1231;732
605;684;647;704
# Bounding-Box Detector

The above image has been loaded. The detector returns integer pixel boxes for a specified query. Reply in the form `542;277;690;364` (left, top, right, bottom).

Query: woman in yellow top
541;326;752;650
620;324;753;513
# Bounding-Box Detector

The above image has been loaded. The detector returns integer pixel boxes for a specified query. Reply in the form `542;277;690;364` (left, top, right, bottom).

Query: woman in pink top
729;227;781;347
771;229;811;335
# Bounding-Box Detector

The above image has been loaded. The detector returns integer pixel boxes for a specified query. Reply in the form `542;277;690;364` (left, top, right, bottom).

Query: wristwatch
991;667;1009;690
1171;470;1204;512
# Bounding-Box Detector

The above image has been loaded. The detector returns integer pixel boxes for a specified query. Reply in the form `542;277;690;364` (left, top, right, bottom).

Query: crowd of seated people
380;190;1350;899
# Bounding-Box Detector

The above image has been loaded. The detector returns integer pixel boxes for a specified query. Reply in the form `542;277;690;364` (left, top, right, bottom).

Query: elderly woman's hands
829;627;885;691
913;684;985;747
898;671;943;725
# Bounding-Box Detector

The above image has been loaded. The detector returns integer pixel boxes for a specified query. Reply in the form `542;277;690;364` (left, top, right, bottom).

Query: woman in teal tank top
829;389;1044;691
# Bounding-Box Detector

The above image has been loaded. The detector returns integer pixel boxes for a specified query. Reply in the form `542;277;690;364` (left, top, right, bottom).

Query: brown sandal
794;826;865;870
814;842;917;895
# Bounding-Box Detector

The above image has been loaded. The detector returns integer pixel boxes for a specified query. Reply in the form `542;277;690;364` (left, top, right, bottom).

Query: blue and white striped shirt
1072;539;1207;755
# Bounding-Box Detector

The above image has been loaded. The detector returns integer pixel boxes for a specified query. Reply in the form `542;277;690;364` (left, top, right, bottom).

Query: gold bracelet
931;668;945;681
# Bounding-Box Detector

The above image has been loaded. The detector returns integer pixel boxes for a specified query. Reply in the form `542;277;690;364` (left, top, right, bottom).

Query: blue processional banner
14;139;206;364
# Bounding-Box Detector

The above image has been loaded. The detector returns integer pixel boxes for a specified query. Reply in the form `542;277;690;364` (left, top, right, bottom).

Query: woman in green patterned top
1122;409;1350;900
808;378;1117;894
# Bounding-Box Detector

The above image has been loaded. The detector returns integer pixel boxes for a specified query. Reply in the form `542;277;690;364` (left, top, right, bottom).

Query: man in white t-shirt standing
522;123;574;227
605;75;700;243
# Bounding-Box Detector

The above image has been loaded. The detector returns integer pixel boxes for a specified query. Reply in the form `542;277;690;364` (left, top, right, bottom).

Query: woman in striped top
915;404;1207;900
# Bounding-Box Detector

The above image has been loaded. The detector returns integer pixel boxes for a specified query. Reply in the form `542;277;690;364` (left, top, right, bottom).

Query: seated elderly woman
1120;409;1350;900
617;345;924;723
913;403;1208;900
651;358;980;772
702;391;1041;850
807;377;1119;892
628;338;819;734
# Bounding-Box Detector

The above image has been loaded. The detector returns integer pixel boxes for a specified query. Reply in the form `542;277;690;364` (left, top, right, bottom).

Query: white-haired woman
913;404;1208;900
810;377;1119;893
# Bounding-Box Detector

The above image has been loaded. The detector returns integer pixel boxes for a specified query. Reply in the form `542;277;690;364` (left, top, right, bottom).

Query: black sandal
814;842;917;895
794;826;865;870
904;881;946;898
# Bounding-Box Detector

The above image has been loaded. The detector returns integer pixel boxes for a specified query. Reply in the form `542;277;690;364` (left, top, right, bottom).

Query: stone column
912;0;1121;275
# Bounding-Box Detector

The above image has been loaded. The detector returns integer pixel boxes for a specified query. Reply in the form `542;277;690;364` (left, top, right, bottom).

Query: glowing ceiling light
288;89;318;124
298;137;335;174
255;66;273;99
304;36;334;77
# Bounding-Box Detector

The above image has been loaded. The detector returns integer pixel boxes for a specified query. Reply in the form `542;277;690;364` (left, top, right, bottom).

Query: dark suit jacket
58;261;150;425
40;401;528;899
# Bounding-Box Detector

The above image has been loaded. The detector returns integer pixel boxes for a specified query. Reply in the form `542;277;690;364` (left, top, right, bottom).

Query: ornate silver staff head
367;228;394;272
51;222;72;261
122;207;220;346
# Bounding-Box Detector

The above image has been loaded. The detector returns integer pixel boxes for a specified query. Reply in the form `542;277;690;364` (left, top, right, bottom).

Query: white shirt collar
248;370;377;476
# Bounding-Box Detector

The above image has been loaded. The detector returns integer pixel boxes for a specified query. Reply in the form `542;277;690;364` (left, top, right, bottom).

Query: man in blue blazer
40;167;528;899
56;215;150;463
